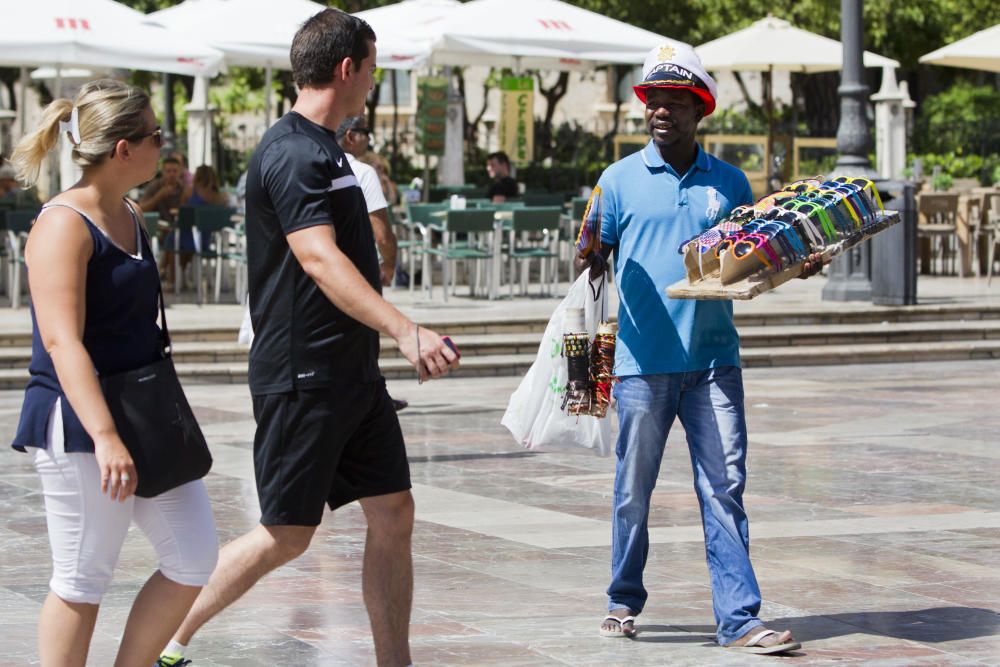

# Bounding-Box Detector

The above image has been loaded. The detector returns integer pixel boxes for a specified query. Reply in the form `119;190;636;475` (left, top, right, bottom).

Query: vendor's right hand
94;436;137;502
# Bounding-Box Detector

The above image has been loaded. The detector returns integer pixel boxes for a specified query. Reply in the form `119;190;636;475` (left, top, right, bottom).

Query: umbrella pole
18;67;27;138
766;64;774;186
265;64;273;128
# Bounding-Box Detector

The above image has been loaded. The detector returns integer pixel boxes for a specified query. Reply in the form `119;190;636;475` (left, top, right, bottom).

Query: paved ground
2;358;999;666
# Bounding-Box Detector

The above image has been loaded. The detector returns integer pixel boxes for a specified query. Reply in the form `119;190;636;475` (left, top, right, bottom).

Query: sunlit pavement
2;357;999;665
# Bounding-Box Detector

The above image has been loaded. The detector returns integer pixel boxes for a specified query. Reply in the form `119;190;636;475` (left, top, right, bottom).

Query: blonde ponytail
10;99;73;186
10;79;151;187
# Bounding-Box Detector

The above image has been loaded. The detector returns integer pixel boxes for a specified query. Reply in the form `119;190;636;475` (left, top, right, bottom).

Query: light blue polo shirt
598;141;753;376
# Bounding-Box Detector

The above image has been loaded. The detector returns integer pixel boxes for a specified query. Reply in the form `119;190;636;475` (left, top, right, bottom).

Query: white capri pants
32;399;219;605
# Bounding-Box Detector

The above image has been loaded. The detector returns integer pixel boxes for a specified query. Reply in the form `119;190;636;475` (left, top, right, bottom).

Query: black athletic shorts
251;378;410;526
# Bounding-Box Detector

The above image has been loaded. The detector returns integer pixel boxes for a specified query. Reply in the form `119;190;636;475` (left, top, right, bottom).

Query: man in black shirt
159;10;458;667
486;151;519;203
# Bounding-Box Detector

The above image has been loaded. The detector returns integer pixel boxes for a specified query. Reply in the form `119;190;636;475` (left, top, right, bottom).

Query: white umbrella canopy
919;23;1000;73
355;0;455;69
696;16;899;73
0;0;223;76
149;0;428;70
420;0;672;71
147;0;315;69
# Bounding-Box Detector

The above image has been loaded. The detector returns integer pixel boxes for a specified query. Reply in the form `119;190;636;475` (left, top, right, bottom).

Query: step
738;319;1000;348
1;321;999;369
739;340;1000;367
1;340;998;390
0;303;998;348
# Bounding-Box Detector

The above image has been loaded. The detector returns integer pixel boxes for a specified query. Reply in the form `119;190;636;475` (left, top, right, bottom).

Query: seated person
169;150;194;188
163;165;229;285
358;150;399;206
183;165;229;207
486;151;519;203
139;156;184;224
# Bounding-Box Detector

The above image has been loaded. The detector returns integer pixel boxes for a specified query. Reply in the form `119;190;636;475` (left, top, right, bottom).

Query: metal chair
422;209;498;301
917;193;960;275
984;193;1000;286
3;209;38;308
404;202;448;292
142;211;163;261
175;206;238;303
193;206;240;304
507;207;562;296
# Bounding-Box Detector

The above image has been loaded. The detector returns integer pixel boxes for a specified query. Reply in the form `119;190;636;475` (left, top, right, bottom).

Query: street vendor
576;40;819;654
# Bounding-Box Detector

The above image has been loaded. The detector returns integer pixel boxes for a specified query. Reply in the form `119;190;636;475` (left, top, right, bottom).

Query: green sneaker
155;655;191;666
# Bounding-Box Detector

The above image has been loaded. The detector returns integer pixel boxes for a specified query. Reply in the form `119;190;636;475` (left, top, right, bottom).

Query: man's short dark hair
335;115;367;141
291;9;376;89
162;156;181;167
487;152;510;168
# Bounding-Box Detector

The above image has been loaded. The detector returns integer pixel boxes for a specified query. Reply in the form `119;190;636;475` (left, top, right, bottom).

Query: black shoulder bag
99;282;212;498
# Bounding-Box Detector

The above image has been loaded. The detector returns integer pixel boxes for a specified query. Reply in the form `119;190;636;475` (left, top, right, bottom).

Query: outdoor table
429;208;509;299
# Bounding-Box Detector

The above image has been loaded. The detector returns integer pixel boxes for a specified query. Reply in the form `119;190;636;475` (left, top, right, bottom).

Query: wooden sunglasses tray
666;210;900;301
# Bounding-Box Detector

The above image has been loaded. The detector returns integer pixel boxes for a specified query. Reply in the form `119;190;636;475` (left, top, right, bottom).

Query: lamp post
822;0;878;302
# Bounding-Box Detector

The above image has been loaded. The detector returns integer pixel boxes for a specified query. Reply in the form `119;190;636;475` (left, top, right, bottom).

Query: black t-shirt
487;176;519;199
245;111;381;395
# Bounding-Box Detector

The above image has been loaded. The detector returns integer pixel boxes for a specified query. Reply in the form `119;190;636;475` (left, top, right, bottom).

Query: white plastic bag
237;303;254;346
501;272;612;456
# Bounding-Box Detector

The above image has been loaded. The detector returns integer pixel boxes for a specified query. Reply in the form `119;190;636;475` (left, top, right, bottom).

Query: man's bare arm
286;224;457;379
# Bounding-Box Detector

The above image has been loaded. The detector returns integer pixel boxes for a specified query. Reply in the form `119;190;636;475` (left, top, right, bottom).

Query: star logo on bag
658;44;676;61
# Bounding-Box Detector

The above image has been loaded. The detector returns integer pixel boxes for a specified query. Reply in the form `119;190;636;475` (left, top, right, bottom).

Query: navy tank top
11;201;162;453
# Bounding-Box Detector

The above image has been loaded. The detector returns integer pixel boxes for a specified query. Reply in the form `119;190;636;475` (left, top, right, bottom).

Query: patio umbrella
919;23;1000;73
149;0;427;126
695;15;899;178
696;15;898;74
0;0;223;192
0;0;223;76
355;0;454;69
422;0;670;70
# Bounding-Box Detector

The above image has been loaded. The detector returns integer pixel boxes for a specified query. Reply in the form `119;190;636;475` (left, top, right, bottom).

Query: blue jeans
607;367;763;645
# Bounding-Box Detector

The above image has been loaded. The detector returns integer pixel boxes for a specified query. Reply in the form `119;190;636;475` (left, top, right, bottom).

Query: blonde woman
10;79;218;667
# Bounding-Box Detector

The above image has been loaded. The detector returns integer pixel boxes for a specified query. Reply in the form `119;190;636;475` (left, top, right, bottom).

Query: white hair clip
59;106;81;146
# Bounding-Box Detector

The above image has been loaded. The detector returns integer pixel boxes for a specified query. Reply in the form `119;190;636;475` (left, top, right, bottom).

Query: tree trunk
733;71;765;125
452;67;476;161
601;65;628;160
536;71;570;161
366;78;380;134
469;68;496;155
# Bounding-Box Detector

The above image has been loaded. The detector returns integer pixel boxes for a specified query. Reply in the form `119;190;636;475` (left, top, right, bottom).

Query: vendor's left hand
798;252;827;279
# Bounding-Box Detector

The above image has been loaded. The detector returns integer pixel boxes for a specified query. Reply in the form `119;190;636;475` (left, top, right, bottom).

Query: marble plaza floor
1;360;999;666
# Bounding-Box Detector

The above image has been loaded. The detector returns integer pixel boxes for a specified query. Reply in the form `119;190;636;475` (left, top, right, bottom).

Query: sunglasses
109;127;162;158
127;127;163;148
350;127;371;136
